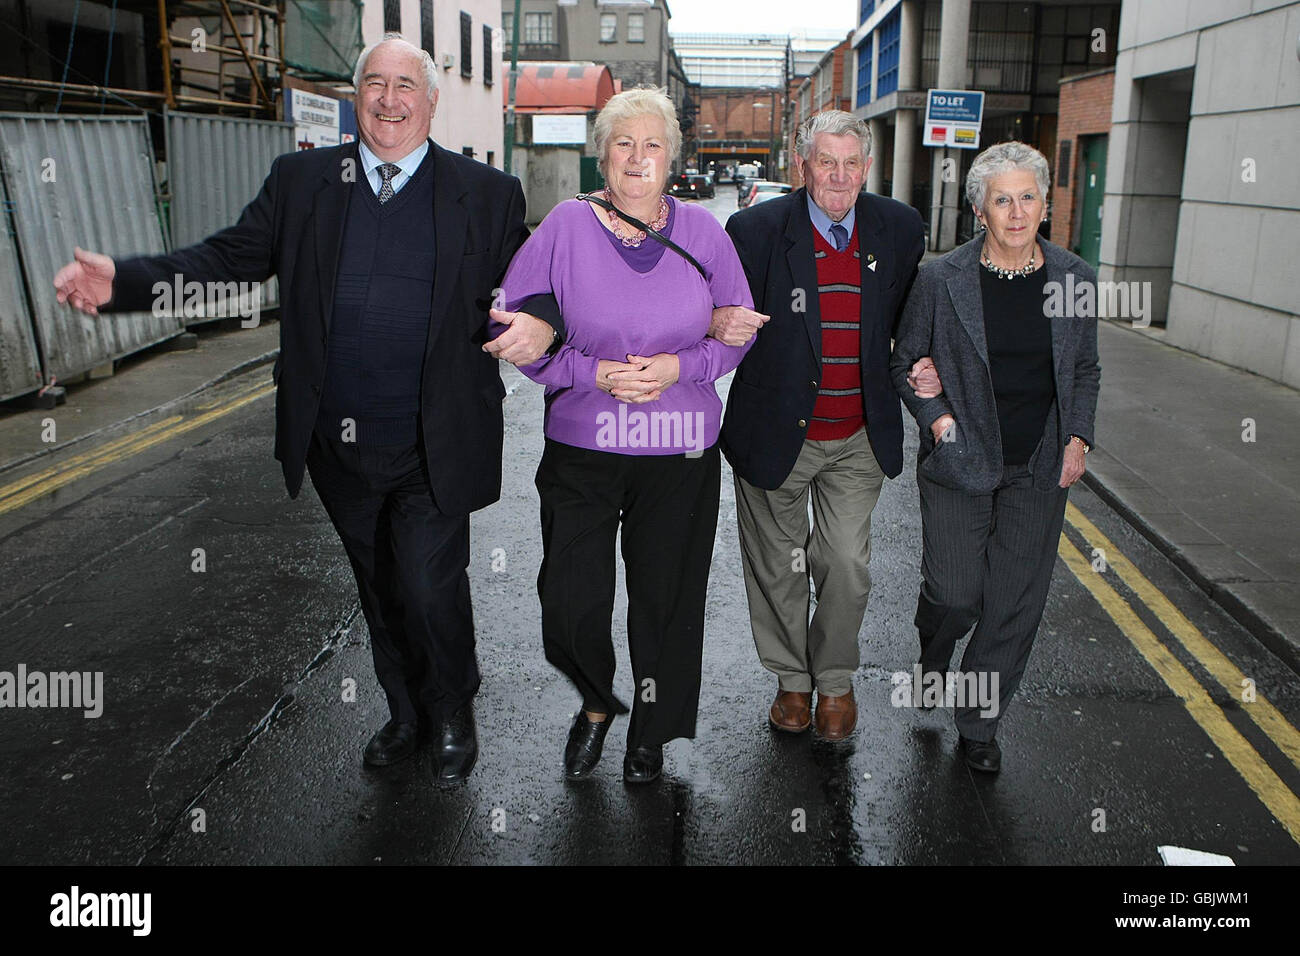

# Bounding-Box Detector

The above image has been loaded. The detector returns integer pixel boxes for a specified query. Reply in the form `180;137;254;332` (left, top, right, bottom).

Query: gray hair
593;87;682;178
353;33;438;100
796;110;872;164
965;141;1050;211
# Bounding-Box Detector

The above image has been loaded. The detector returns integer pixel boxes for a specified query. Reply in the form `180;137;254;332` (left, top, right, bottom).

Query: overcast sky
667;0;857;35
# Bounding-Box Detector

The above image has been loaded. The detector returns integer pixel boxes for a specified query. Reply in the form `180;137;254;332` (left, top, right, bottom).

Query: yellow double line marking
0;380;274;517
1059;502;1300;844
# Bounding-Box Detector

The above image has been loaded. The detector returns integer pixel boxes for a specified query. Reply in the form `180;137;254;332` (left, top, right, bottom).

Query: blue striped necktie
830;222;849;252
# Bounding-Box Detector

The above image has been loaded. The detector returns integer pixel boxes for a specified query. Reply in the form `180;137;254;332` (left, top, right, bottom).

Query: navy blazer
721;188;925;488
106;140;559;516
889;235;1101;494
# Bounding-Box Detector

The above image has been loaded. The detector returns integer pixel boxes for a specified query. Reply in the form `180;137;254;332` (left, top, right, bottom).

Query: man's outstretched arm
55;155;283;315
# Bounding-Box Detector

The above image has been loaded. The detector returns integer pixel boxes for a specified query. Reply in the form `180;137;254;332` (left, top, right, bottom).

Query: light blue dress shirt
358;139;430;197
806;192;856;249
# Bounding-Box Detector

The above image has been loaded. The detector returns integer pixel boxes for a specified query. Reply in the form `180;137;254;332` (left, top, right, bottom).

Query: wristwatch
544;328;563;357
1068;434;1091;453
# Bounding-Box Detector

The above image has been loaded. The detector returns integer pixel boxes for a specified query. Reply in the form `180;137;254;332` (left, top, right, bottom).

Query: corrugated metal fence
0;114;180;383
0;112;292;401
165;110;294;311
0;195;42;401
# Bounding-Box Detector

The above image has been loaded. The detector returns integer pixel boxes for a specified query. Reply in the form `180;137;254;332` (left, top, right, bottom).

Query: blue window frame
876;8;900;97
859;0;875;26
856;38;872;108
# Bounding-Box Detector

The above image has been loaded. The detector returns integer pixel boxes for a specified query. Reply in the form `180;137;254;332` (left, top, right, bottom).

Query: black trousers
307;431;478;727
534;439;721;749
915;463;1068;741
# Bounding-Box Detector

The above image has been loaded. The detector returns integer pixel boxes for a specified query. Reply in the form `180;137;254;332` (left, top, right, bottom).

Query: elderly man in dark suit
890;141;1100;773
712;111;925;741
53;35;562;784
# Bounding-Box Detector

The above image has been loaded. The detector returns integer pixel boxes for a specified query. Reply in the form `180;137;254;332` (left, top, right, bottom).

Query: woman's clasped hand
598;353;681;403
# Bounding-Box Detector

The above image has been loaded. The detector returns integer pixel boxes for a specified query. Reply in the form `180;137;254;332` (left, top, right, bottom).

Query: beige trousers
734;427;885;697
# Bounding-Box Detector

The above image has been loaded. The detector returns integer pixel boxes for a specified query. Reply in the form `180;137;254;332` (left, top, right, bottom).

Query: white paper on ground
1157;845;1236;866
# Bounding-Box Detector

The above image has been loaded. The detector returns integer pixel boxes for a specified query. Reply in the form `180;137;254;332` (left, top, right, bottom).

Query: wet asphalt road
2;192;1299;866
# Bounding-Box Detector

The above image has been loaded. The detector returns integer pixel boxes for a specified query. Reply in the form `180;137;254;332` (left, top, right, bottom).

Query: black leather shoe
622;744;663;784
565;712;613;781
434;704;478;786
960;735;1001;773
363;719;420;767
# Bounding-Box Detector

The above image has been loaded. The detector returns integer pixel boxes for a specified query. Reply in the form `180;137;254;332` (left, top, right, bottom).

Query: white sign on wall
290;89;340;150
532;114;587;145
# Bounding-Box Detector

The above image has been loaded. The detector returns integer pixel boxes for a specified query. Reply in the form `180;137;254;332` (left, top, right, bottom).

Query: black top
980;264;1055;465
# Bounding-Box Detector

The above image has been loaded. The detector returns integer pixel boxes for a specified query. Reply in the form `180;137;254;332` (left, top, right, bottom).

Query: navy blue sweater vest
316;153;436;447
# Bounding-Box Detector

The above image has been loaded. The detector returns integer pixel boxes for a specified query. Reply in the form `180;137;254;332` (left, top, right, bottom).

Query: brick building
788;33;853;188
1050;67;1113;267
693;87;782;175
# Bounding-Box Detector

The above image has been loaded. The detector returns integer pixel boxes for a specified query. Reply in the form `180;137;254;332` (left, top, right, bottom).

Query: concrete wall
568;0;669;88
514;145;581;224
1106;0;1300;387
502;0;670;89
1099;68;1189;328
362;0;505;167
514;110;598;221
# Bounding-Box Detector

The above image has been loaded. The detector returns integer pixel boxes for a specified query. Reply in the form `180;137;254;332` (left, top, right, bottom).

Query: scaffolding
0;1;362;118
161;0;286;115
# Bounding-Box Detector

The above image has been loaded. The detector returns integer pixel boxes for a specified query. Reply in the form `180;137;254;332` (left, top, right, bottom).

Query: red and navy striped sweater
807;225;864;441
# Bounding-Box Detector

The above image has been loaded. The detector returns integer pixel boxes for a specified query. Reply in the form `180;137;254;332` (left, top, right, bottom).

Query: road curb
1079;469;1300;679
0;349;278;480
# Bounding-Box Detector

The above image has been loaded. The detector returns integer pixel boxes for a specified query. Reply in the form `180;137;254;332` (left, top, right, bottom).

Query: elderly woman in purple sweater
492;87;765;784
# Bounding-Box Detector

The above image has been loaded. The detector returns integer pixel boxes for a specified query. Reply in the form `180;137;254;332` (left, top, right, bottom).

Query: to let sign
923;90;984;150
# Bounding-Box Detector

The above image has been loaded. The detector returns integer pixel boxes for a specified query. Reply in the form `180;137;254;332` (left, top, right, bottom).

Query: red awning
505;62;615;114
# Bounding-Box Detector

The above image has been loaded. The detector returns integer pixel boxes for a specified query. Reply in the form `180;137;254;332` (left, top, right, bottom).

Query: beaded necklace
603;188;669;248
980;245;1038;279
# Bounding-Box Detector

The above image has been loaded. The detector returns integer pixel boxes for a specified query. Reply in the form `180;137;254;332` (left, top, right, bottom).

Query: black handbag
576;192;708;281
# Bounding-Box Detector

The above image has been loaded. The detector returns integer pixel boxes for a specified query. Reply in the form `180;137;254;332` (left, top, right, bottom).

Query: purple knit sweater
498;197;754;455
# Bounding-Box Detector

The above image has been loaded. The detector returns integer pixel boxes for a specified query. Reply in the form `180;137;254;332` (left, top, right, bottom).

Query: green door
1076;135;1107;269
580;155;603;193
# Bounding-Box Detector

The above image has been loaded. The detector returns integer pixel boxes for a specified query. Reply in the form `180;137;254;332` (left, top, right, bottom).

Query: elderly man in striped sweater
715;111;926;740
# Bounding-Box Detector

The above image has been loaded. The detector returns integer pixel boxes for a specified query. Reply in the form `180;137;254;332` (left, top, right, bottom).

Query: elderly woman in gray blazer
890;141;1100;774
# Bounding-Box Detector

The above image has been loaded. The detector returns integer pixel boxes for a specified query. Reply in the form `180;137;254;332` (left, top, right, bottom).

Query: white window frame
524;11;554;44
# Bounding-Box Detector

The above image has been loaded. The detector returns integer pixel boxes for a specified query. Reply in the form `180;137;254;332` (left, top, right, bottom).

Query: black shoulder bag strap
576;192;708;282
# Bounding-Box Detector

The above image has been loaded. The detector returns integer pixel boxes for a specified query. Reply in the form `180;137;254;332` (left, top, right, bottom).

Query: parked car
733;162;760;196
670;172;715;200
738;179;791;209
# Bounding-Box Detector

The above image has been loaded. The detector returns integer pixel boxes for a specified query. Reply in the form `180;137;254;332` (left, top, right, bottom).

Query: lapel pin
868;260;877;272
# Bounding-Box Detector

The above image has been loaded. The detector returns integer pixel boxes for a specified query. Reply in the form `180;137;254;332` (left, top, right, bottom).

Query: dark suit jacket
889;235;1101;494
720;188;925;488
106;140;559;516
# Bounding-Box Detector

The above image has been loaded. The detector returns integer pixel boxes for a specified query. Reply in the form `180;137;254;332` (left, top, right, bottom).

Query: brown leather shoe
768;690;812;733
814;688;857;740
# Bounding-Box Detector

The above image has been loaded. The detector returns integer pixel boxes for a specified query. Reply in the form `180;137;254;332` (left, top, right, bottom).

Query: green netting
283;0;364;81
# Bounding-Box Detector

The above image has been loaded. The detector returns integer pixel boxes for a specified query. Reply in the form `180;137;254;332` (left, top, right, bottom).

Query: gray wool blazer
889;234;1101;494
